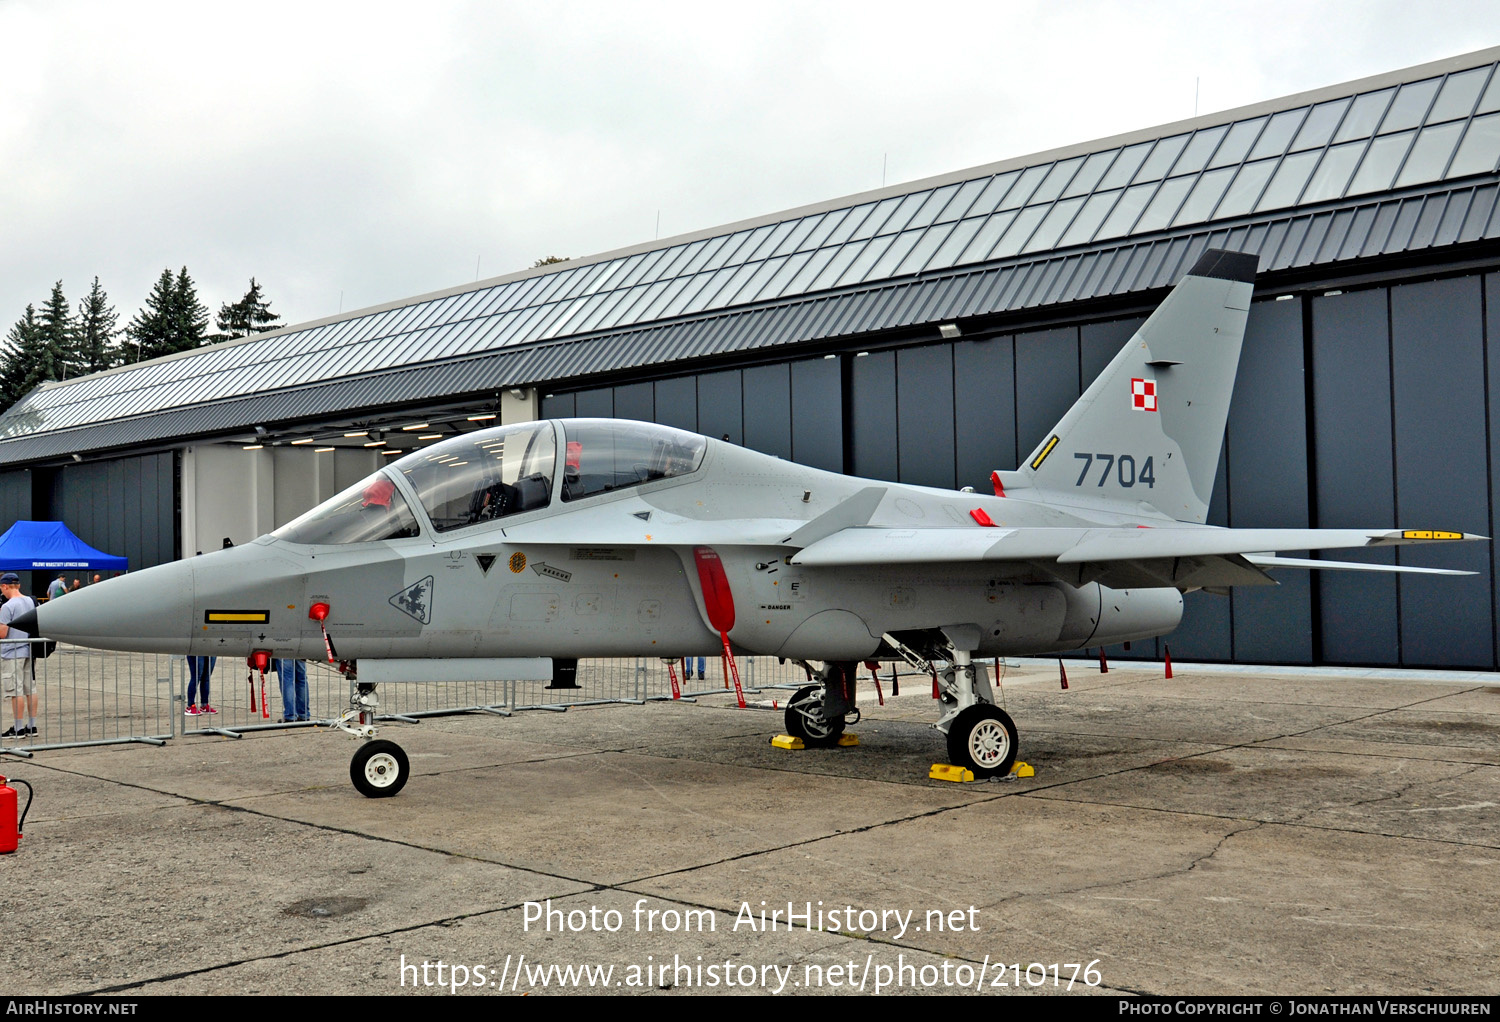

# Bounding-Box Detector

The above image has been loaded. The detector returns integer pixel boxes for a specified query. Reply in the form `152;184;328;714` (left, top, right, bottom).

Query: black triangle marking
476;554;497;575
632;511;651;521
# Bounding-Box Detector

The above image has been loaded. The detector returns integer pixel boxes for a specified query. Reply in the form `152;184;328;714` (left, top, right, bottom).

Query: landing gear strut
931;633;1019;778
330;677;411;798
783;662;858;747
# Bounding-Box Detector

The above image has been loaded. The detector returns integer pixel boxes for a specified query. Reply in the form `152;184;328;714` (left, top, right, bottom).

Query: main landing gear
330;679;411;798
883;630;1020;778
783;662;859;747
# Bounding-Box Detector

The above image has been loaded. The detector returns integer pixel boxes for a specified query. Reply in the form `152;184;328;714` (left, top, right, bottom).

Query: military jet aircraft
16;249;1482;797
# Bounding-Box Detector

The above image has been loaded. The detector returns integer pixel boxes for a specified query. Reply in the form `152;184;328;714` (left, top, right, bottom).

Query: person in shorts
0;573;38;738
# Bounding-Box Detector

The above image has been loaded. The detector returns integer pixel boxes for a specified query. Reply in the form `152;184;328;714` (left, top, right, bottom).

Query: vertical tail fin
1010;249;1257;524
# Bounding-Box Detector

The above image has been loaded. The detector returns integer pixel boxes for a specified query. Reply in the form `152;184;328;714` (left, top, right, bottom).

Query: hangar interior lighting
314;447;335;453
467;413;497;421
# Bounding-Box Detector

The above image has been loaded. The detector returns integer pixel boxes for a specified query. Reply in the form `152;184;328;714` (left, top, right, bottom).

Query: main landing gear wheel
784;685;845;748
351;739;410;798
946;705;1018;779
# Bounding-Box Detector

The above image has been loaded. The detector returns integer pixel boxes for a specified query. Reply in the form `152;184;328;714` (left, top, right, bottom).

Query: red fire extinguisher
1;775;33;853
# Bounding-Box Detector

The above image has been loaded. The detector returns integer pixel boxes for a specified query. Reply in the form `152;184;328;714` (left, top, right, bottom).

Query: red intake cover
692;547;736;633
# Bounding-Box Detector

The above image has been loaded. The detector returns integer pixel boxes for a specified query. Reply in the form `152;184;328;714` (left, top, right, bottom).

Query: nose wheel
350;739;410;798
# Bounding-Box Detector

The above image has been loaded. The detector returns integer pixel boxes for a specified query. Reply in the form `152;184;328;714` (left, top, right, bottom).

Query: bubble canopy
272;420;707;545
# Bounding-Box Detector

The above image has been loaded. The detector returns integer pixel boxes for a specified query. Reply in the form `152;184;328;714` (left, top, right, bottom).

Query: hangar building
3;47;1499;669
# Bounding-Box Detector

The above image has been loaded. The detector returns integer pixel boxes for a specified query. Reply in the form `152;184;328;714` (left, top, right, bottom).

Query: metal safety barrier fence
0;646;830;758
0;639;177;756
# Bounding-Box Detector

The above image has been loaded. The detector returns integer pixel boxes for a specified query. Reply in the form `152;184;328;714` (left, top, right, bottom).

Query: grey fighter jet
17;250;1483;796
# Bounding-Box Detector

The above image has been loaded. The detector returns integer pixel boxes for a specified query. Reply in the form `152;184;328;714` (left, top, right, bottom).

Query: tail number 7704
1073;452;1155;488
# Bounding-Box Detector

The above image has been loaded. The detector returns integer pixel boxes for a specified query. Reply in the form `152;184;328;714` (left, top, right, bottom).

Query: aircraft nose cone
9;607;38;636
33;566;196;654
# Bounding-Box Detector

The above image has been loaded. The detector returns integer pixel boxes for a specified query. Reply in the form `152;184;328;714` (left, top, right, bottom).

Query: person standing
276;658;310;722
0;573;37;738
185;656;216;716
47;573;67;601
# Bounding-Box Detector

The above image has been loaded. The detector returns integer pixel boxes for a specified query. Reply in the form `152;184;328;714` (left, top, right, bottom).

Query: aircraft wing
786;525;1483;588
788;526;1482;566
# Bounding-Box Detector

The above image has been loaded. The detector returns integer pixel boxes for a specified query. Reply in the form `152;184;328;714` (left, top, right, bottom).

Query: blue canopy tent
0;521;128;573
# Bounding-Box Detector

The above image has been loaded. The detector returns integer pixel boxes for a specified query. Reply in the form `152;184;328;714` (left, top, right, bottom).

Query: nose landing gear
330;678;410;798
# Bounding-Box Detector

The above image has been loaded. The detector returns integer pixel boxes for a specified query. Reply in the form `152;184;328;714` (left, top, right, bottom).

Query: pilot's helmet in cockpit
362;476;396;508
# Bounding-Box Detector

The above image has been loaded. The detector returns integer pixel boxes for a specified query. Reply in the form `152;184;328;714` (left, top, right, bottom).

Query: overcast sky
1;0;1496;340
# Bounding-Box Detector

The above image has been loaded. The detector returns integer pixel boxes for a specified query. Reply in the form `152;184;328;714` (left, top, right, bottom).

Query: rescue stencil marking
1131;377;1158;411
388;576;434;624
509;552;527;573
530;561;572;583
204;610;269;624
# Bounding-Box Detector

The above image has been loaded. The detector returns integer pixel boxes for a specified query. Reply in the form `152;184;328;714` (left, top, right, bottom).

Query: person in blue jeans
275;658;310;721
683;656;706;681
185;656;217;715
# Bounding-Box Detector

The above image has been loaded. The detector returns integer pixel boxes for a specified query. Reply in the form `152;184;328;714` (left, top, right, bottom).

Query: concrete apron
7;661;1499;996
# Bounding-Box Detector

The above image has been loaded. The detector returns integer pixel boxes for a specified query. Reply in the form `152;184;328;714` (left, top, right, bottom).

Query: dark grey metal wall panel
742;364;792;461
1080;316;1144;384
895;344;956;489
1226;298;1312;663
1311;288;1399;665
697;370;743;445
653;376;697;433
1170;449;1234;660
1013;327;1080;466
1488;272;1500;667
1390;275;1493;666
613;381;654;423
954;335;1016;485
0;471;29;533
574;387;614;418
49;452;175;574
789;358;842;472
850;351;897;482
539;392;576;418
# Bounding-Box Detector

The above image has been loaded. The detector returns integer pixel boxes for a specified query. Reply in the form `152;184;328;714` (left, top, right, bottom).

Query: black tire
350;739;410;798
945;705;1018;779
784;685;845;747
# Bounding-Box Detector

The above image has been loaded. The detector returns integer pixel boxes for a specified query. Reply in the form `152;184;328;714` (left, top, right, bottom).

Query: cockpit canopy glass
560;420;707;502
396;421;556;532
273;471;422;545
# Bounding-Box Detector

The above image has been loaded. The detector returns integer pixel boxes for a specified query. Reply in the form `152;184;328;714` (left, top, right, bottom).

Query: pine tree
76;277;121;374
0;306;46;411
127;267;209;362
172;266;209;351
37;280;77;380
214;278;282;340
126;269;176;363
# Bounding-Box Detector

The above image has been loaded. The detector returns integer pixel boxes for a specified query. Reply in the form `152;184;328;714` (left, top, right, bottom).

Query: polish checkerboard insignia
1131;377;1158;412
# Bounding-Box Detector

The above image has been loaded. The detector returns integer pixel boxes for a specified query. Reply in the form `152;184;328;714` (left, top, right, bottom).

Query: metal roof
3;46;1499;466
